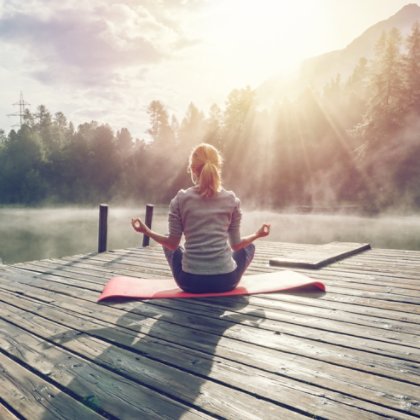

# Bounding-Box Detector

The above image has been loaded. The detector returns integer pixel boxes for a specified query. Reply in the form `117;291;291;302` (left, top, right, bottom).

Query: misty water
1;206;420;265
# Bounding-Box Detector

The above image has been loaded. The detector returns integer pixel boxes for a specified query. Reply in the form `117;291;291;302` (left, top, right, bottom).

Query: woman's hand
131;218;148;234
256;223;271;238
131;217;181;250
231;223;271;251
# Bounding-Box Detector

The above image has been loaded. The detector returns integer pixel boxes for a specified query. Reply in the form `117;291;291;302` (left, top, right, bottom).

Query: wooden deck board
0;288;417;419
14;254;420;318
0;404;20;420
0;349;106;420
0;292;374;419
1;241;420;419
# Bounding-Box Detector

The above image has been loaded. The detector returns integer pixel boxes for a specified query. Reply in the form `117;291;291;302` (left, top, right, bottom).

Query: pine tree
203;104;223;149
147;100;174;147
345;57;369;125
116;128;133;155
221;87;256;193
403;22;420;114
178;102;205;151
365;28;404;144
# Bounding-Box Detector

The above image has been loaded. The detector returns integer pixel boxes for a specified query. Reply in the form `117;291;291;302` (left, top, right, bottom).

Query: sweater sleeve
228;197;241;246
168;193;183;238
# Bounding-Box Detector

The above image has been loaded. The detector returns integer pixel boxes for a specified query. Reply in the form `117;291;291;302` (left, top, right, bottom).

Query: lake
1;206;420;265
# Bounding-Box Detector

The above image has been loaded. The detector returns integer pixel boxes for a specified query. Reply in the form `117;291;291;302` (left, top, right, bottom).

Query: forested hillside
0;24;419;213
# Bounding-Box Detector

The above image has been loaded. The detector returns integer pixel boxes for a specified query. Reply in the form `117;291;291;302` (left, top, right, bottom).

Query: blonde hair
189;143;223;198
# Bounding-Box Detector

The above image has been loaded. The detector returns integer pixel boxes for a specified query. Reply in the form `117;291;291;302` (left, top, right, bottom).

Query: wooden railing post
98;204;108;253
142;204;154;247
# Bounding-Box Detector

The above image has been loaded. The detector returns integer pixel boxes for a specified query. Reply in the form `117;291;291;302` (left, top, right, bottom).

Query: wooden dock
0;241;419;419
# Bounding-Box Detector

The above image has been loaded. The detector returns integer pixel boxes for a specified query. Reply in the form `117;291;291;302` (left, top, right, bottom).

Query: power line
7;92;30;127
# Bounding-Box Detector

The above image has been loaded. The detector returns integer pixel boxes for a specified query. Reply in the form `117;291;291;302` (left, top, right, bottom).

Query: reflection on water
1;206;419;264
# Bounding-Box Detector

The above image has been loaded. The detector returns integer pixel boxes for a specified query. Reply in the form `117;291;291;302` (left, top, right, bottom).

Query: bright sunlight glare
200;0;330;84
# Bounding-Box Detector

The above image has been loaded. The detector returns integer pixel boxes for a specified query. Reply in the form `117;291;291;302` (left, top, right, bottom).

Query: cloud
0;1;200;87
0;1;209;139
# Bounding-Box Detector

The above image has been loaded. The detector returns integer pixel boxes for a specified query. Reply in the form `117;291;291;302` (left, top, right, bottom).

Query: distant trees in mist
0;24;419;212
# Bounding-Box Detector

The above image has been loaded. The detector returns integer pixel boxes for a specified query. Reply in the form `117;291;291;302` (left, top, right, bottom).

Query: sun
200;0;329;81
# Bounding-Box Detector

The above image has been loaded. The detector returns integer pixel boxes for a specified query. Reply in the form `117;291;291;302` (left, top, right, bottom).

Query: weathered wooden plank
258;246;420;263
325;264;420;280
317;285;420;306
15;253;419;307
242;295;420;335
299;269;420;290
257;240;420;256
4;272;419;364
0;301;366;419
257;242;420;277
92;251;420;301
253;264;420;300
12;264;420;343
1;291;418;419
197;259;420;290
152;296;420;348
0;352;105;420
3;241;420;420
8;259;420;322
0;320;211;420
15;257;163;280
3;270;420;364
63;248;420;294
1;275;419;389
5;266;420;354
0;403;19;420
113;245;420;275
254;292;420;324
91;251;420;292
333;255;420;269
9;263;420;350
312;289;420;314
0;319;303;420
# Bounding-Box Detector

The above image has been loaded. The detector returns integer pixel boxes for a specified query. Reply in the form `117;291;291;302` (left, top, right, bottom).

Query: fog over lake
1;207;419;265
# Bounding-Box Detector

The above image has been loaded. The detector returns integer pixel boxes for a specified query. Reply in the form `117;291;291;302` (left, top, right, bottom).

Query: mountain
256;3;420;101
300;3;420;87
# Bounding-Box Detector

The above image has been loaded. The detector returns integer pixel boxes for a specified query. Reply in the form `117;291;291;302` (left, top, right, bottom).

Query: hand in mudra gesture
256;223;271;238
131;218;148;234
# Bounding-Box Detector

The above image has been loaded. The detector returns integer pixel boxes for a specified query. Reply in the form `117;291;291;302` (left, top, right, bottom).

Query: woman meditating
131;143;270;293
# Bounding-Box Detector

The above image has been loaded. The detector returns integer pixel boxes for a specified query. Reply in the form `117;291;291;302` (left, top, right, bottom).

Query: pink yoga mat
98;270;325;302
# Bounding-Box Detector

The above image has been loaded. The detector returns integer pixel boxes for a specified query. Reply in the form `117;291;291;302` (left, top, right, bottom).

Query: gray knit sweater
168;186;242;274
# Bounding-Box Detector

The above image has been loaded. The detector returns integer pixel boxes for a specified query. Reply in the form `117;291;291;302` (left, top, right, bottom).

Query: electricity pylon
7;92;30;127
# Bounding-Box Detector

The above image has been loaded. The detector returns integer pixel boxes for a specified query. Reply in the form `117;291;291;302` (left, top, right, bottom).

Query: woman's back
131;142;269;293
169;187;241;275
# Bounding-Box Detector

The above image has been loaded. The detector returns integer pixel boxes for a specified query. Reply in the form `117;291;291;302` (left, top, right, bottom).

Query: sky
0;0;416;140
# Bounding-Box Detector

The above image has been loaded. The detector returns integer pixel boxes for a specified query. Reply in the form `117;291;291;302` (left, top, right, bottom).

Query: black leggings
164;244;255;293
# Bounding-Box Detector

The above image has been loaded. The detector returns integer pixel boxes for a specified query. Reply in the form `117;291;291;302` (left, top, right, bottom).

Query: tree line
1;23;419;212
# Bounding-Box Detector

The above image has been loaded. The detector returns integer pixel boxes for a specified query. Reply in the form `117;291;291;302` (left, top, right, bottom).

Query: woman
131;143;270;293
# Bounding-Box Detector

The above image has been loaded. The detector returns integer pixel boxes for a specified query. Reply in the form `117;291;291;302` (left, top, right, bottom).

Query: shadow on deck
0;241;419;419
